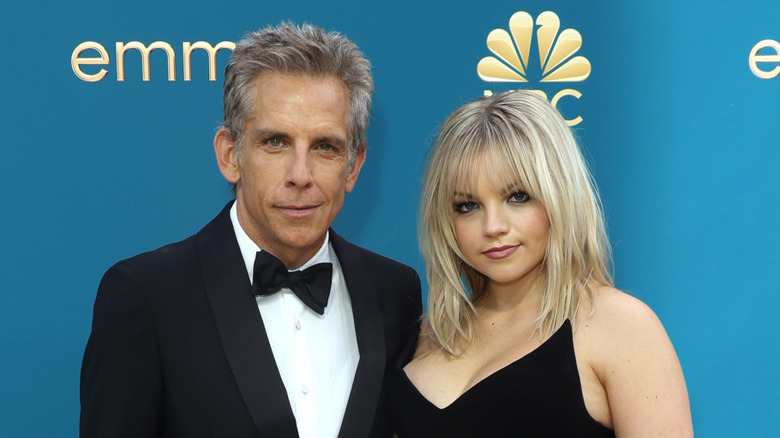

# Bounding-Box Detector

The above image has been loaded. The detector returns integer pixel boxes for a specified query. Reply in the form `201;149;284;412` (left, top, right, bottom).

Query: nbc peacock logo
477;11;589;125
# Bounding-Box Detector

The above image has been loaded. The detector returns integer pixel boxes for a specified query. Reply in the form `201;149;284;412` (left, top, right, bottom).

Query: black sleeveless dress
386;320;615;437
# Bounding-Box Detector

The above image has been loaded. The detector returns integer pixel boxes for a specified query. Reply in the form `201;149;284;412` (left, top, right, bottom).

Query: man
80;23;421;438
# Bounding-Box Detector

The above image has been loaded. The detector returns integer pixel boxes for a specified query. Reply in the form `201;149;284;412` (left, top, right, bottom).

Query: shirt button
301;385;309;394
294;320;301;330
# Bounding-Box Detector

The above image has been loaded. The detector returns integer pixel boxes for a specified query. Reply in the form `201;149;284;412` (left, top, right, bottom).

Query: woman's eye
509;191;530;203
454;201;478;214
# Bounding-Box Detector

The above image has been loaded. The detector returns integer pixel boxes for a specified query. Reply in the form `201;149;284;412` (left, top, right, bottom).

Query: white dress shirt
230;203;359;438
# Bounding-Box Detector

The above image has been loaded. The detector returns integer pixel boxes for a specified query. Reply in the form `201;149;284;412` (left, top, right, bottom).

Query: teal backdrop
2;0;778;436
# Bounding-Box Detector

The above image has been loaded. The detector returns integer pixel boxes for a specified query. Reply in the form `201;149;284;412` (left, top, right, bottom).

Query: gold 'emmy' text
71;41;236;82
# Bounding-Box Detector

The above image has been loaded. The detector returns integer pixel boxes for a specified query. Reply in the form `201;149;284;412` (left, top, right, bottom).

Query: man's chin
276;227;329;249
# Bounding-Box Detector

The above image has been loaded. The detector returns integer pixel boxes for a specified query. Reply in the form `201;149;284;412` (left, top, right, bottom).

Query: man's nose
286;146;314;188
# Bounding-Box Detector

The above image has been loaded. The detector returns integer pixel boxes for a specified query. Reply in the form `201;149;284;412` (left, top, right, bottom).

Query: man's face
216;71;364;269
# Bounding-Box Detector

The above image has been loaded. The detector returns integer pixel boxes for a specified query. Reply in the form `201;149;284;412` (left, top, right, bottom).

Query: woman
388;91;693;437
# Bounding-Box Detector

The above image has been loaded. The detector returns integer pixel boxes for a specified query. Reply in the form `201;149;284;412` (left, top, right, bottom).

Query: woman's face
452;163;549;291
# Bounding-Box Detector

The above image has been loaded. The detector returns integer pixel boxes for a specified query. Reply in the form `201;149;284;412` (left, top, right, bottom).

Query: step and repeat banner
2;0;778;435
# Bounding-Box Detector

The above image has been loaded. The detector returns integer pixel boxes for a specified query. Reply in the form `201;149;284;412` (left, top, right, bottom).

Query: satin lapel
198;203;298;437
330;231;386;438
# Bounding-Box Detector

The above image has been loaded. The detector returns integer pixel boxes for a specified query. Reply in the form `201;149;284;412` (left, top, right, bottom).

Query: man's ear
345;148;366;193
214;127;240;184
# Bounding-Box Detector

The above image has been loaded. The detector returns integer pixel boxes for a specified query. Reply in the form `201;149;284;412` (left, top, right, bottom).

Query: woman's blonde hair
420;90;613;355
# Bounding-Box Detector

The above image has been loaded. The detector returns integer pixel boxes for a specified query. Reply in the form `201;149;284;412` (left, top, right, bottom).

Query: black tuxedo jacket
80;202;422;437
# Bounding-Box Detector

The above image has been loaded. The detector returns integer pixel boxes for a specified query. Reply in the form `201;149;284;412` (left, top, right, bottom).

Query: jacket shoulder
106;233;199;281
333;235;419;284
108;202;234;278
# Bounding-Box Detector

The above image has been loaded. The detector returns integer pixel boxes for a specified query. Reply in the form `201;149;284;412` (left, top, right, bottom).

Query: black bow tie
252;251;333;315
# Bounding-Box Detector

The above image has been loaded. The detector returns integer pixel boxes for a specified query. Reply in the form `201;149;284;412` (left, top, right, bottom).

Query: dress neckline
401;319;572;410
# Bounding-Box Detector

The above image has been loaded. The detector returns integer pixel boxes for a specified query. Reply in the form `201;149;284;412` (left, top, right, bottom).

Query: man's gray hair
222;22;374;167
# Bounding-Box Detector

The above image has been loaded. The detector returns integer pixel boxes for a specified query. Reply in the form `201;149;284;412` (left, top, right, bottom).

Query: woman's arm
590;288;693;437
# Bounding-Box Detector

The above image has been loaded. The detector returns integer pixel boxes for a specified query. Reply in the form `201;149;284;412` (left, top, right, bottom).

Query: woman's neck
478;267;544;315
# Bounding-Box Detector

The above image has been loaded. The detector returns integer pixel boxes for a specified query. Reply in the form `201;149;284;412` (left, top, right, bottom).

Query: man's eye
454;201;478;214
509;191;530;203
316;143;336;152
267;138;283;147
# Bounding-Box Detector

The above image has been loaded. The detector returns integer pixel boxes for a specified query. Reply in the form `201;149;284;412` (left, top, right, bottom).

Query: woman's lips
483;244;519;259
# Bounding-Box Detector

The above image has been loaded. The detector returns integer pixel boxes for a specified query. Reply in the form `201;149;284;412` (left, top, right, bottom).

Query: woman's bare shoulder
578;285;662;333
576;285;674;369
